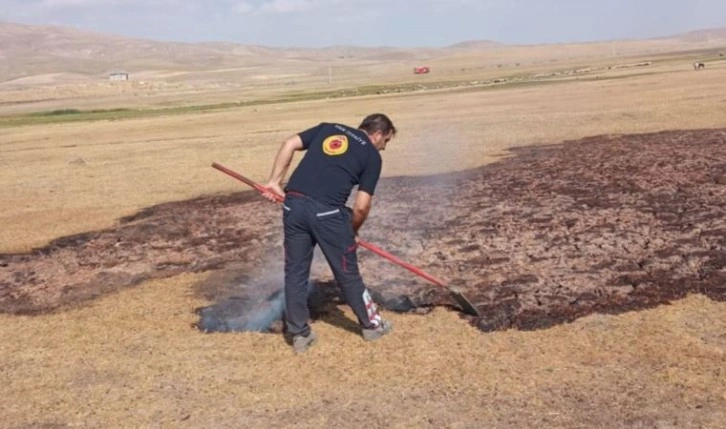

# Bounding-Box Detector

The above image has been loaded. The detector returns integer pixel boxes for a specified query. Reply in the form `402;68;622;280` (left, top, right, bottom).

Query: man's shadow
292;279;362;338
282;279;423;343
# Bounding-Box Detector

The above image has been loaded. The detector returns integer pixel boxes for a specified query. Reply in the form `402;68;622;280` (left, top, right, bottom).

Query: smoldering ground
195;269;288;334
1;128;725;333
194;250;358;334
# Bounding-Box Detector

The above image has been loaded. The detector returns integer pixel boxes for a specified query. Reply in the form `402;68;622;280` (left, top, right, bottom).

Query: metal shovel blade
446;286;480;317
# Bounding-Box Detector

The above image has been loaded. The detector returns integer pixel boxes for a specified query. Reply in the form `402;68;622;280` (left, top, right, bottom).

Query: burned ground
1;128;725;332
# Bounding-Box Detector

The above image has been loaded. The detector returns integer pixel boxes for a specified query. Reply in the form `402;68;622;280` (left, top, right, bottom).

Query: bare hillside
671;27;726;43
0;22;285;79
0;22;447;82
1;21;725;89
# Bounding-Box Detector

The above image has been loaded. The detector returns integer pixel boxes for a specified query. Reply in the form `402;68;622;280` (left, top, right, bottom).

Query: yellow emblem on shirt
322;135;349;156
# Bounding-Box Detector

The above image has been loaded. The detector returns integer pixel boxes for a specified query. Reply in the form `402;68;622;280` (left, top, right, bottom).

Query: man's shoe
292;331;317;354
362;319;393;342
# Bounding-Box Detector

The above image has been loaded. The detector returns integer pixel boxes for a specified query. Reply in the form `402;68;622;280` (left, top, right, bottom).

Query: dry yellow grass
3;61;726;252
1;275;724;428
1;46;726;428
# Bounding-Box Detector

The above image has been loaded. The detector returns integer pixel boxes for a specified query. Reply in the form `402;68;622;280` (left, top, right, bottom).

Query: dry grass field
1;26;726;428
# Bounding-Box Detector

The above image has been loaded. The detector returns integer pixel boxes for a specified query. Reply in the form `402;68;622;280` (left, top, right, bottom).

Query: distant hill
0;22;450;82
1;21;725;85
447;40;503;50
0;22;281;75
672;27;726;43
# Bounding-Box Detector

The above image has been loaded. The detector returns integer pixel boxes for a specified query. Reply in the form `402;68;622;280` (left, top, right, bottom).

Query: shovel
211;162;481;317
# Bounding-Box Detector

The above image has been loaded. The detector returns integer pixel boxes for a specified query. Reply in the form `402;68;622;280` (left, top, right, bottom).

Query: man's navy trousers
282;193;382;337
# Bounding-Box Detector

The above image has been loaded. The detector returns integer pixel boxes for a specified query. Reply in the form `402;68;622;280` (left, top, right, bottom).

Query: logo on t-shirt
322;135;349;156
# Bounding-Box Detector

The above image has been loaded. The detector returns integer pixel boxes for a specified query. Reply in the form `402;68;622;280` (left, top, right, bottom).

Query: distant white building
109;72;129;81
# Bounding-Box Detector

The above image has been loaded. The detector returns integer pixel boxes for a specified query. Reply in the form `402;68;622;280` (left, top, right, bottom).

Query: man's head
358;113;396;151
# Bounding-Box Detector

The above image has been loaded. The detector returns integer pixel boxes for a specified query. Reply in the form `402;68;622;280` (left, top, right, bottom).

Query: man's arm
354;149;382;237
262;134;304;201
352;190;373;236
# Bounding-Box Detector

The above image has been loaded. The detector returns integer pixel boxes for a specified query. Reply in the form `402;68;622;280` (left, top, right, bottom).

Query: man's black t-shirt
285;122;382;207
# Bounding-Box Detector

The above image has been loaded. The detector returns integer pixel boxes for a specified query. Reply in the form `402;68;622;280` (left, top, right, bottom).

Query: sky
1;0;725;47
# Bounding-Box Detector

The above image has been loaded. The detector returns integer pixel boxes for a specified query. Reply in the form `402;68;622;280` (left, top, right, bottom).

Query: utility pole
326;50;333;84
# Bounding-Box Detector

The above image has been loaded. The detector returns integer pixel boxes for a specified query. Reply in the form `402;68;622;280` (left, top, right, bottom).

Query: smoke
196;287;286;333
354;119;476;306
194;250;287;333
196;271;326;333
195;128;463;335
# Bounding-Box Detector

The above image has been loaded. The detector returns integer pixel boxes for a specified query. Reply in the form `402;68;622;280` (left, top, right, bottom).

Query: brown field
1;29;726;428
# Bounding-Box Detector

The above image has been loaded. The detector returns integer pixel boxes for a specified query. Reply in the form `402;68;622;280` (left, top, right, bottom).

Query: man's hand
262;182;284;202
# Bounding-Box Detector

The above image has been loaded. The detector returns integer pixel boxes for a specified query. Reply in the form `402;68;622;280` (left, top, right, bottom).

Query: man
262;113;396;354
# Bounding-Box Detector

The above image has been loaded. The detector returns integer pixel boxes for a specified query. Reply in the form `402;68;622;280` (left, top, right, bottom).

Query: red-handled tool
211;162;480;316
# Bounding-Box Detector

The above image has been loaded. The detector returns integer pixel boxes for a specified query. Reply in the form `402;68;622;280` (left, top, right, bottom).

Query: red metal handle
355;240;447;287
212;162;282;202
211;162;448;288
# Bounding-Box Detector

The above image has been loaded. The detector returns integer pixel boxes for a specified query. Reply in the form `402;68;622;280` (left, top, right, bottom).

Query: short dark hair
358;113;396;136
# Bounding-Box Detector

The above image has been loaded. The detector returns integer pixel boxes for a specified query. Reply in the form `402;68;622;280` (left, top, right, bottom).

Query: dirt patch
0;191;278;314
1;128;725;331
369;128;726;331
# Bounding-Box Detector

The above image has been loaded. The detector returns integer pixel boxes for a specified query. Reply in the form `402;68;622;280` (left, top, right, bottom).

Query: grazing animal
693;62;706;70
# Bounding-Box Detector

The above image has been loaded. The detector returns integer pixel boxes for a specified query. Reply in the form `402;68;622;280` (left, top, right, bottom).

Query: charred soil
1;128;725;332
